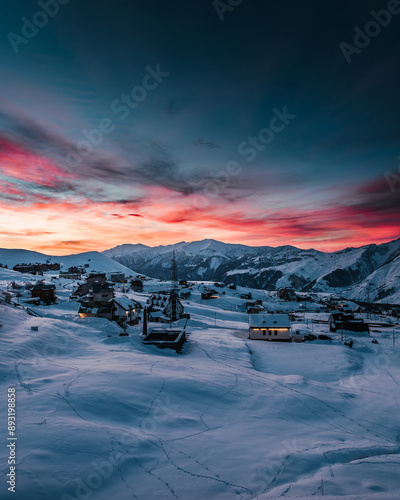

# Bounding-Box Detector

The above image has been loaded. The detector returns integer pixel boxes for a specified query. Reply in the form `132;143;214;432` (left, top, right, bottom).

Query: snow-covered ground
0;271;400;499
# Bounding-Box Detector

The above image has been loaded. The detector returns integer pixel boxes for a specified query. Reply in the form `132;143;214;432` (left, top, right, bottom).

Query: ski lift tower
169;250;179;322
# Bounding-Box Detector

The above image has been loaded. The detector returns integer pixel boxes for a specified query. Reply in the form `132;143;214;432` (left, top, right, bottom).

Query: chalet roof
249;314;290;328
79;301;113;314
149;310;169;320
32;284;56;291
90;283;114;293
329;312;356;321
110;296;140;311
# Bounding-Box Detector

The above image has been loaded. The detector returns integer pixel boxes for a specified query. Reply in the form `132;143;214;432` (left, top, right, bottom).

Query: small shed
31;284;56;304
249;314;291;341
329;311;369;333
131;279;144;292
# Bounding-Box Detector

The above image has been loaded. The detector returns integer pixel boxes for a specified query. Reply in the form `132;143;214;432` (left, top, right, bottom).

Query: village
0;255;398;352
1;254;400;499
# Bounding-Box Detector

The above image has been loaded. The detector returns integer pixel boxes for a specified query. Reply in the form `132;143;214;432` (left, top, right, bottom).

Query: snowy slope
1;290;400;499
0;249;137;277
103;239;400;303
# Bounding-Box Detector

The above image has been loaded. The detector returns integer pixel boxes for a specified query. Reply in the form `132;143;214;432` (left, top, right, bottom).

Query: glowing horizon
0;2;399;255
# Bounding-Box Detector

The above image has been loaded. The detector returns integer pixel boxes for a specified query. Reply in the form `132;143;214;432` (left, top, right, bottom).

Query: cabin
179;280;188;286
59;273;82;279
78;301;114;320
329;312;369;333
201;292;216;300
109;297;140;325
76;275;114;300
109;272;126;283
277;287;296;301
249;314;291;341
130;279;144;292
86;282;114;302
241;292;252;300
13;263;60;273
31;284;57;305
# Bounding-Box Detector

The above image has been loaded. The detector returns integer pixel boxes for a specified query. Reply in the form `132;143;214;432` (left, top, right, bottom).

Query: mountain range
103;238;400;304
1;238;399;304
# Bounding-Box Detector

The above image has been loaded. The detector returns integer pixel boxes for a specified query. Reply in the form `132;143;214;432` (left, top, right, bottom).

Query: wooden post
142;307;147;336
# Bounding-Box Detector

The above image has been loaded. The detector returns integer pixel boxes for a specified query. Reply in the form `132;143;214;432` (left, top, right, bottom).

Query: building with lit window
248;314;291;341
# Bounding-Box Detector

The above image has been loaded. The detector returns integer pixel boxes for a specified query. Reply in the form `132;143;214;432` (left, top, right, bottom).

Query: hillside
103;239;400;304
0;249;137;277
0;271;399;499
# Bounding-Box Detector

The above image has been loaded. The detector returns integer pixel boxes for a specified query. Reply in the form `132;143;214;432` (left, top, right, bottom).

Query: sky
0;0;399;254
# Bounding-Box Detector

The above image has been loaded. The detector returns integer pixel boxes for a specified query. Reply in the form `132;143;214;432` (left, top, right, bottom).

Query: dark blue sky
0;0;399;252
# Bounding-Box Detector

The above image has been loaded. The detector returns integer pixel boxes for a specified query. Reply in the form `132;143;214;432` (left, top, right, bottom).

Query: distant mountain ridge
103;238;400;304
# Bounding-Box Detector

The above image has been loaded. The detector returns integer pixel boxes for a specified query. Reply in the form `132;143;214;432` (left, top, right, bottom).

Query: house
179;280;188;286
147;292;186;322
329;312;369;333
109;272;126;283
59;273;82;279
13;263;60;273
78;301;114;320
247;307;260;314
226;283;236;290
277;287;296;301
130;279;144;292
241;292;252;300
201;292;215;300
31;284;57;304
110;297;140;325
76;275;114;300
68;266;84;274
248;314;291;341
86;282;115;302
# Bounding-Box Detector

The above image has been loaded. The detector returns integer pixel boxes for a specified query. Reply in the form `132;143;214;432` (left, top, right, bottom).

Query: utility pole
170;250;178;322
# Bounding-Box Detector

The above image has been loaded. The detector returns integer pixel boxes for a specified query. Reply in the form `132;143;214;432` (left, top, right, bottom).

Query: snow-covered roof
249;314;290;328
149;310;169;319
111;296;137;311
